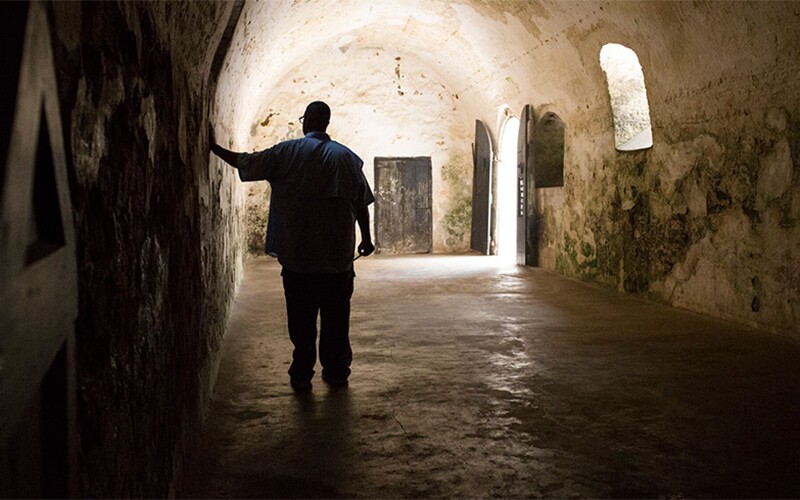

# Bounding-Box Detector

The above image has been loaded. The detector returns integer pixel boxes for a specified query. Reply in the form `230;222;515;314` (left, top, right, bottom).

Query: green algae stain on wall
562;120;799;333
441;154;472;250
244;184;270;253
554;233;577;275
443;196;471;249
536;80;798;335
555;231;599;281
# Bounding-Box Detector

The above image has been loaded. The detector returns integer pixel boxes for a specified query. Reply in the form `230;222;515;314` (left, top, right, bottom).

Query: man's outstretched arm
356;206;375;257
209;126;240;167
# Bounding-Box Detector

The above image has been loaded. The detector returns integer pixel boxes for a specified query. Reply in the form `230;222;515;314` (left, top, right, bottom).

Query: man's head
301;101;331;134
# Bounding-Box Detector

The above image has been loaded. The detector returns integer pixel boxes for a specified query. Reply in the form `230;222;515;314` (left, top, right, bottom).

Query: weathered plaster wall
49;1;241;495
239;48;473;253
518;1;800;336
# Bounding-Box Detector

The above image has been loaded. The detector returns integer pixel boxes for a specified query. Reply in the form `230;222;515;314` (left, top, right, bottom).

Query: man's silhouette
210;101;375;392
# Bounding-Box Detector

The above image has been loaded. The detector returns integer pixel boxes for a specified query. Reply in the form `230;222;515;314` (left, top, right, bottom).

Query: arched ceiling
214;0;799;150
215;0;606;147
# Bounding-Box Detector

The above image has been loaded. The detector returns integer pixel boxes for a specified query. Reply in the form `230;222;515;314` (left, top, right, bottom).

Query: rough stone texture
214;0;800;335
547;2;800;336
48;1;241;496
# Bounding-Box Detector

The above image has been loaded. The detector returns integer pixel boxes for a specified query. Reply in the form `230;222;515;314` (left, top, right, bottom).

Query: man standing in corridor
209;101;375;392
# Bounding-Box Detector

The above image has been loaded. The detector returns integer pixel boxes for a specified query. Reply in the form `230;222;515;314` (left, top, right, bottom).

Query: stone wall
48;1;241;496
524;2;800;336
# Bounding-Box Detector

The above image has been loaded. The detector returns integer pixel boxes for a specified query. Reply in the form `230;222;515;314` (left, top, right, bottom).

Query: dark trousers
281;269;354;382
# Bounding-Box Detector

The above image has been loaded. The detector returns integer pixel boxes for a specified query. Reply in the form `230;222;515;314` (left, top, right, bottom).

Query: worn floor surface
182;255;800;499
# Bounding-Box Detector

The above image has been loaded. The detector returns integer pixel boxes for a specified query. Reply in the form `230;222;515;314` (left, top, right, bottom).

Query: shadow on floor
182;255;800;498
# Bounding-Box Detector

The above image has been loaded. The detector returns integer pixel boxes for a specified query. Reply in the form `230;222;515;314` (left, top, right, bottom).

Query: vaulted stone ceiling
216;0;795;145
219;0;605;145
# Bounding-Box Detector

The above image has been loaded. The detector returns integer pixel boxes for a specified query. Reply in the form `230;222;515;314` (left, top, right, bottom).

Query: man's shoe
321;373;348;387
290;379;312;393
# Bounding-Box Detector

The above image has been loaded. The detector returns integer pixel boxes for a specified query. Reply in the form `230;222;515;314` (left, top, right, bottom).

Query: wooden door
0;3;78;497
519;104;539;266
470;120;492;254
374;157;433;254
516;106;530;265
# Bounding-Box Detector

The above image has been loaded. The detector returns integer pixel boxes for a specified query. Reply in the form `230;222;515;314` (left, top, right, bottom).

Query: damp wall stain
540;109;799;335
441;154;472;250
245;183;270;253
50;1;239;496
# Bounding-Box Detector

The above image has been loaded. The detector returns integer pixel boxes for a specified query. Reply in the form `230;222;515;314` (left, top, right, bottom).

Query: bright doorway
497;116;519;264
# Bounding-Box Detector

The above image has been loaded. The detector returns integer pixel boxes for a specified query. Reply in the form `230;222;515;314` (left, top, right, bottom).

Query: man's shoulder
332;140;356;152
275;137;307;149
325;140;362;166
263;137;314;160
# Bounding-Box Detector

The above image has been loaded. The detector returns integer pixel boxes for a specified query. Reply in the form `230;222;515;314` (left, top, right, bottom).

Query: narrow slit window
600;43;653;151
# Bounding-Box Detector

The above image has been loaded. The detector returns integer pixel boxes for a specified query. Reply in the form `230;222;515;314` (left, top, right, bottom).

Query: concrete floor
183;255;800;498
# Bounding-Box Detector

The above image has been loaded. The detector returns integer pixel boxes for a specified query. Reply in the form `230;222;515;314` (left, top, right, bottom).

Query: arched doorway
497;116;519;264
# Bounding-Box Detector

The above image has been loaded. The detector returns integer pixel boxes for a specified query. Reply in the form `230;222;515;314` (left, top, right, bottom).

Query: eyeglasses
298;115;305;123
